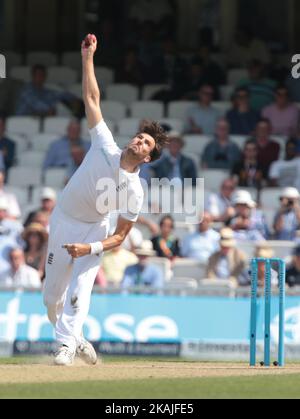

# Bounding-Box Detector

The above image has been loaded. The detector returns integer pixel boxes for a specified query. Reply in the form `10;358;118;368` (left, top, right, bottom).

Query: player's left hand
62;243;91;258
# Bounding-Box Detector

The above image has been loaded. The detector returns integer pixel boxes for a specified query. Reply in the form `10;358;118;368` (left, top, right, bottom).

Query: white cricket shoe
76;339;98;365
54;345;75;366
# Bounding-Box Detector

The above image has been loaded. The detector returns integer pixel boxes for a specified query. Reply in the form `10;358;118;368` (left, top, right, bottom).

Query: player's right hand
81;34;97;59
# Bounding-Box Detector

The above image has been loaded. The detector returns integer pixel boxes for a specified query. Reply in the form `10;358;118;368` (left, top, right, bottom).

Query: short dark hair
32;64;47;74
139;120;169;162
160;215;175;229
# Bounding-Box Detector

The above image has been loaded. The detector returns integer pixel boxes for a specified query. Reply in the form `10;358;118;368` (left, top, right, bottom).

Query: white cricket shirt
58;120;144;224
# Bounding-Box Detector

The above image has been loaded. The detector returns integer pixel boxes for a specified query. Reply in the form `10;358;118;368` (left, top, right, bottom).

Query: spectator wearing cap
15;64;77;117
286;246;300;287
0;170;21;219
0;196;23;277
231;140;264;189
22;223;48;279
202;119;242;171
0;114;16;174
262;86;300;137
206;228;247;286
24;187;56;227
102;246;138;286
181;212;220;263
0;248;41;290
151;215;180;260
205;178;236;223
43;120;90;171
273;187;300;241
152;132;197;186
122;241;164;289
269;139;300;189
229;190;269;241
184;85;220;135
240;244;278;287
251;119;280;178
226;88;260;136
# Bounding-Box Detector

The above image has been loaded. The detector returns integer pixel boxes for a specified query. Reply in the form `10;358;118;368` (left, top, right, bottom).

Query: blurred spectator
151;215;180;259
226;88;259;136
206;228;247;286
0;171;21;219
0;248;41;290
152;133;197;186
0;196;23;277
240;244;277;287
22;223;48;279
122;241;164;289
237;60;276;112
24;187;56;227
116;47;145;86
269;139;300;188
205;178;236;223
231;140;264;189
31;211;50;232
102;245;138;286
252;119;280;178
94;267;108;288
65;144;86;182
262;86;300;137
286;246;300;287
191;45;226;93
273;187;300;241
202;119;241;170
97;19;122;68
0;113;16;173
160;38;187;88
43;120;90;171
227;28;271;68
229;190;268;241
15;65;76;117
184;85;219;135
129;0;174;26
181;212;220;263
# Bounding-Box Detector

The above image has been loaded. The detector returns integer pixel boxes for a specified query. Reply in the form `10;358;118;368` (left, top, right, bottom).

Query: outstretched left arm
63;217;134;259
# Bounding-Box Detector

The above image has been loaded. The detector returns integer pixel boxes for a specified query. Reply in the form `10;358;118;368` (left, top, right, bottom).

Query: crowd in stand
0;12;300;292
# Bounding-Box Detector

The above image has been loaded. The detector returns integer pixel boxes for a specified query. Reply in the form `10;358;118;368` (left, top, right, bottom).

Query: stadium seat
10;66;31;83
168;101;195;119
220;85;235;101
81;118;115;138
56;103;73;117
6;117;40;139
44;168;67;188
94;67;115;91
198;279;237;297
130;101;164;120
43;117;70;136
8;167;42;187
30;133;59;152
230;135;248;148
228;69;248;85
267;241;296;260
212;101;231;116
6;133;29;156
68;83;82;99
117;118;141;136
159;118;184;133
26;51;58;67
142;84;169;100
172;259;207;282
201;169;230;192
47;67;78;87
166;278;198;290
183;135;211;156
5;186;29;207
61;51;82;71
18;151;46;168
148;257;172;281
101;101;127;121
260;188;283;209
2;52;22;70
106;84;139;106
174;222;195;241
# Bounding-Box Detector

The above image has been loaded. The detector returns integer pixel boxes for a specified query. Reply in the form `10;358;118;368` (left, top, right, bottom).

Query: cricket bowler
43;34;168;366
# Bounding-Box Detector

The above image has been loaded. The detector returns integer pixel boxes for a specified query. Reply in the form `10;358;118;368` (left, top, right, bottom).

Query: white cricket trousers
43;206;108;353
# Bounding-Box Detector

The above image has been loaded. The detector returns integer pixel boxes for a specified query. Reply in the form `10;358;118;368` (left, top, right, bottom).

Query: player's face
127;133;156;163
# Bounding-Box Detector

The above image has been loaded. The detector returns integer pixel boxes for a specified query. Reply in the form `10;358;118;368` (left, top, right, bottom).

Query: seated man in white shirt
269;139;300;189
181;212;220;263
205;178;237;222
0;170;21;219
0;247;41;290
